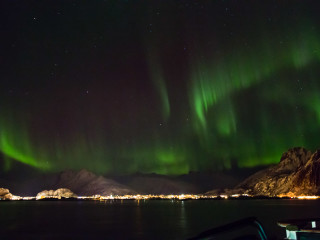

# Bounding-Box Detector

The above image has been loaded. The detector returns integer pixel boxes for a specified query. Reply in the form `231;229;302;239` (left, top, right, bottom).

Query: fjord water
1;199;319;239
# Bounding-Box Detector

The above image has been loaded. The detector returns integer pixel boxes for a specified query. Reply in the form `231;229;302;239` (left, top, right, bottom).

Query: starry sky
1;0;320;175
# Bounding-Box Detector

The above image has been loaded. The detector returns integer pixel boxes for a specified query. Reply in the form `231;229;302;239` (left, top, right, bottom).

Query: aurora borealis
1;1;320;175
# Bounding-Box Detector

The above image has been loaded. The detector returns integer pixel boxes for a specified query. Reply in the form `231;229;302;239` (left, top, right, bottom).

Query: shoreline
2;194;320;201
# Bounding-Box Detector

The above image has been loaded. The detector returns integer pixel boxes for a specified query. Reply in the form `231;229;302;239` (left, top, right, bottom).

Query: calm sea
0;199;319;239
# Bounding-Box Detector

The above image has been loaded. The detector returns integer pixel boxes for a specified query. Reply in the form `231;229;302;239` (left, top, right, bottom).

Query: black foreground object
188;217;268;240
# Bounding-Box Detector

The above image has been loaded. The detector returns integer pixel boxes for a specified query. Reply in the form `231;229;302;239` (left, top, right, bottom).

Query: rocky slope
207;147;320;196
208;147;320;197
290;149;320;195
55;169;136;196
236;147;312;196
36;188;77;199
0;188;13;200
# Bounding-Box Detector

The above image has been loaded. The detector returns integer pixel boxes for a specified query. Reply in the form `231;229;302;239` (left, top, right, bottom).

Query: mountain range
2;147;320;197
207;147;320;197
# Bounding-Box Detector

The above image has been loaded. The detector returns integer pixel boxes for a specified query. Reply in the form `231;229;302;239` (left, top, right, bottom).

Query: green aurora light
1;1;320;174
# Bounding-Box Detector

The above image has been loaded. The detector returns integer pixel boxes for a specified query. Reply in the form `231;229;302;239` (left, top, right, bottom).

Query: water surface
1;199;319;239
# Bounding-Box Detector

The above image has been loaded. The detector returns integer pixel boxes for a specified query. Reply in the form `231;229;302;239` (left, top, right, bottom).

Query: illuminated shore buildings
2;193;320;201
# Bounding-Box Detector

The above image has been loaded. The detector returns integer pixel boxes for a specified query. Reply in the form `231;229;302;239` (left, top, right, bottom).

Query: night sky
1;1;320;175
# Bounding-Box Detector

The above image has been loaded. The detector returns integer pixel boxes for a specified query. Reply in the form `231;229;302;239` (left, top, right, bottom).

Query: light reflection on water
180;200;187;232
0;199;319;239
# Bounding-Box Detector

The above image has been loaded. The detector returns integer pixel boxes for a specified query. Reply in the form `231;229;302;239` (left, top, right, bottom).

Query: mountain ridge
207;147;320;196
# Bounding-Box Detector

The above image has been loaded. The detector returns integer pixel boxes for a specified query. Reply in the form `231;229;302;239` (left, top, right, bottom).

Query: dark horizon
1;1;320;175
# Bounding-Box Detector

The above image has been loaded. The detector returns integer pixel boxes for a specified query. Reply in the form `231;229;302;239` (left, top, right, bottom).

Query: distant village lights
2;194;320;201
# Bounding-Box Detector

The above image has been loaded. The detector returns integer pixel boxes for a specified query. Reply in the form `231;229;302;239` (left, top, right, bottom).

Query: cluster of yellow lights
2;193;320;201
77;194;252;200
2;195;36;200
296;196;319;199
277;192;320;200
78;194;206;200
